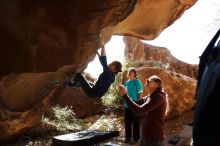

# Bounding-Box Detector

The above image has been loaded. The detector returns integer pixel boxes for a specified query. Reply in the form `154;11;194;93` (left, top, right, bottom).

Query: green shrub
124;58;140;68
42;105;85;132
102;72;123;105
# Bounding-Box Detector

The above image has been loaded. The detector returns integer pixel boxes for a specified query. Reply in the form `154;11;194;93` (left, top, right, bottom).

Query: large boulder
0;65;75;141
54;87;103;118
134;67;196;119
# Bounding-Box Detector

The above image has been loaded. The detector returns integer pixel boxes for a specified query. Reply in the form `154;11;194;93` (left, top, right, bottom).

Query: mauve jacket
123;89;167;141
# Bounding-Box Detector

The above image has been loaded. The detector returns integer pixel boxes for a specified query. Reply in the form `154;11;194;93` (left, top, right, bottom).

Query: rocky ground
2;106;194;146
102;110;194;146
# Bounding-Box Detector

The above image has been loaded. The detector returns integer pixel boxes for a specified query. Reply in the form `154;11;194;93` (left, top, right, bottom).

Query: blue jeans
140;137;165;146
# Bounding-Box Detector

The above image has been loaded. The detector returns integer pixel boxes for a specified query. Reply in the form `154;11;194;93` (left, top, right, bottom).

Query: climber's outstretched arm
100;36;106;56
96;50;100;57
96;35;106;57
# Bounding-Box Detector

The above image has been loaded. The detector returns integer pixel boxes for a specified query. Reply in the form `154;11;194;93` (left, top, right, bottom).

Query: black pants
74;73;96;97
125;108;140;141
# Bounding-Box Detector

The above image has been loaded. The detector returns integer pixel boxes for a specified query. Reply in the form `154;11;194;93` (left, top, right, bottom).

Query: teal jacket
124;78;143;108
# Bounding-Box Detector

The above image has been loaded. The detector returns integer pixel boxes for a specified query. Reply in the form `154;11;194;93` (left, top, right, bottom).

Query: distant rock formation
124;36;198;79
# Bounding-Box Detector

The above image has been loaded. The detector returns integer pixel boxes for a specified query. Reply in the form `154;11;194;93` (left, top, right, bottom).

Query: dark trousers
74;73;96;97
125;108;140;141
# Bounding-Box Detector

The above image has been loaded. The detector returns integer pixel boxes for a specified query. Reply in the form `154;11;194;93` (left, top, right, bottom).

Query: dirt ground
2;109;194;146
101;126;192;146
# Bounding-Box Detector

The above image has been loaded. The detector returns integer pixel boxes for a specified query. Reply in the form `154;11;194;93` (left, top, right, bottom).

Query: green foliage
123;58;141;68
102;72;123;106
88;115;124;135
124;58;170;70
151;61;170;70
42;106;85;132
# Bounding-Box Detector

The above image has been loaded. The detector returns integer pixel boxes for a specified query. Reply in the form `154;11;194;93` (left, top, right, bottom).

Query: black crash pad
52;130;119;146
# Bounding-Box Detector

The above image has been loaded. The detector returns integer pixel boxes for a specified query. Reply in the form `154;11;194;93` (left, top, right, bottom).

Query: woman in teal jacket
124;68;143;144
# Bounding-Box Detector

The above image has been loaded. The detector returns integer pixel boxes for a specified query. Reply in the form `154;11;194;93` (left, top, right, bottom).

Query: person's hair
111;61;122;75
149;75;162;91
128;68;138;78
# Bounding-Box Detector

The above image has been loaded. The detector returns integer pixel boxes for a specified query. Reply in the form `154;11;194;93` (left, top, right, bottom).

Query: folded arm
123;94;163;116
118;84;163;116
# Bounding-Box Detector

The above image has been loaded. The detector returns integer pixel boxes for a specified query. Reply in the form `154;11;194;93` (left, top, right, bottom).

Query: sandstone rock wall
123;67;196;119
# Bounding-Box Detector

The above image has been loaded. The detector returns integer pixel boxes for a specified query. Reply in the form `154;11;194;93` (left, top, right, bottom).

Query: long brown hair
149;75;162;91
149;75;169;115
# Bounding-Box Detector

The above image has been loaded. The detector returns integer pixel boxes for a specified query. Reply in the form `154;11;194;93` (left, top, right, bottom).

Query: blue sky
86;0;220;77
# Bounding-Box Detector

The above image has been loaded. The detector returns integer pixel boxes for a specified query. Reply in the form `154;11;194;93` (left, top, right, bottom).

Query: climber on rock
67;36;122;98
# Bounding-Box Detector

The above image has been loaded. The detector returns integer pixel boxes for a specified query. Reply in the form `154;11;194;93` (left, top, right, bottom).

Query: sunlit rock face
124;36;198;79
0;0;197;141
106;0;197;40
